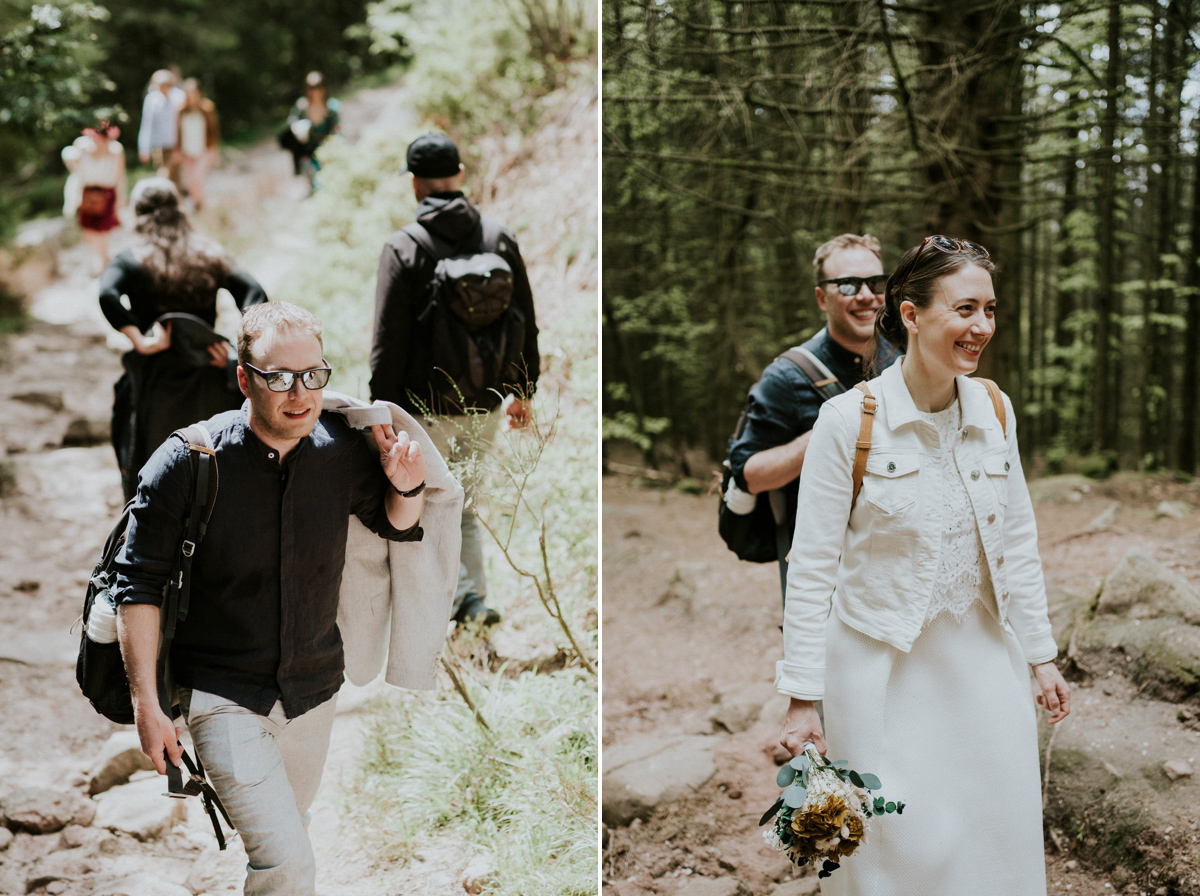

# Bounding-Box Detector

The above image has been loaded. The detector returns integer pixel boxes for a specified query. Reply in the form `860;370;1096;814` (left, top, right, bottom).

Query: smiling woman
776;236;1072;895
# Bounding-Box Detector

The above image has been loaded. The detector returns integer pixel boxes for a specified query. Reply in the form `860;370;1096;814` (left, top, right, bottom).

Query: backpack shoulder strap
163;423;218;639
402;221;451;261
779;346;848;401
851;382;876;508
972;377;1007;434
476;214;506;253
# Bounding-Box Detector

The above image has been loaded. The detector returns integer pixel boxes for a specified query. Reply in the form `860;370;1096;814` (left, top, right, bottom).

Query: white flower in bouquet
759;744;904;879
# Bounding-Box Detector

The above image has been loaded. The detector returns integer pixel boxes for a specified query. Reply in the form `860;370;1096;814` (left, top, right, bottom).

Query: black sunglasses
818;275;887;296
243;360;332;392
895;235;990;300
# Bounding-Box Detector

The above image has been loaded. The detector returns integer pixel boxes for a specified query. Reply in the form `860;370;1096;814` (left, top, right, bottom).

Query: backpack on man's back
718;346;847;563
405;218;528;414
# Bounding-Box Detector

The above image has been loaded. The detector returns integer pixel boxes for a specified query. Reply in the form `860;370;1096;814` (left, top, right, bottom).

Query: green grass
348;669;596;895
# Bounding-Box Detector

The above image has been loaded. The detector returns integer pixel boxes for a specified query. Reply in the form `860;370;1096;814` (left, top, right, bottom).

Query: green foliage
600;409;667;453
0;2;114;234
350;670;596;895
364;0;595;147
0;3;111;135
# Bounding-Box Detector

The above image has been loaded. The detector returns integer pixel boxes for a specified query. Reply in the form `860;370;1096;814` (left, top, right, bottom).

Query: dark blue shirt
114;407;422;718
728;328;899;537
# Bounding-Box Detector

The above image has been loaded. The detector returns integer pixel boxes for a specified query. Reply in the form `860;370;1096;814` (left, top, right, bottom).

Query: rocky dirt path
601;473;1200;896
0;81;481;896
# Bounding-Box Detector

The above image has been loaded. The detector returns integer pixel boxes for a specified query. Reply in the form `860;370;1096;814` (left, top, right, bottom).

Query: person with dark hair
776;236;1070;893
99;177;268;499
369;133;540;627
727;234;899;601
61;121;127;272
279;71;341;191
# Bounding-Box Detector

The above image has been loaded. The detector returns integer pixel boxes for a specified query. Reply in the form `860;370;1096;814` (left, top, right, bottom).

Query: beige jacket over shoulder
323;392;464;690
776;361;1058;700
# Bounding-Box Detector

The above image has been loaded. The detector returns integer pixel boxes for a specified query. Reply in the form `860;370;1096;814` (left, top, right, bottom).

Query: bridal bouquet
759;744;904;879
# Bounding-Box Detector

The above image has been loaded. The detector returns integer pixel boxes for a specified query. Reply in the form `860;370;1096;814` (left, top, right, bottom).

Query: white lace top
919;400;993;625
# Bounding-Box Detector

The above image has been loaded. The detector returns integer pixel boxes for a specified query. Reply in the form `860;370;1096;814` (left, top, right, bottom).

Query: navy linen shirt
728;329;898;537
114;407;422;718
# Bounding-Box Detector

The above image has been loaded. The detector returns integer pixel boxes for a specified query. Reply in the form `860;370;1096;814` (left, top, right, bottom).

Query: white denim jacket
775;360;1058;700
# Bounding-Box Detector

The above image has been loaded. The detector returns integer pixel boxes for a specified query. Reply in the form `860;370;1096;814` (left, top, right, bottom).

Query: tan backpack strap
974;377;1007;434
851;382;876;508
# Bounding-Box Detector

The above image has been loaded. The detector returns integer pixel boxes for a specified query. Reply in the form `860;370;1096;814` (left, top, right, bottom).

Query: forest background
602;0;1200;478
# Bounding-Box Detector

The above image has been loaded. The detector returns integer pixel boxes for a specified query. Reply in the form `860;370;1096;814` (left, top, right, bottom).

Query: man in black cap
369;132;539;627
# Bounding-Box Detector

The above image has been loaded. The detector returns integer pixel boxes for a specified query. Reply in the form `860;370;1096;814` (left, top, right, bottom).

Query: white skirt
819;600;1047;896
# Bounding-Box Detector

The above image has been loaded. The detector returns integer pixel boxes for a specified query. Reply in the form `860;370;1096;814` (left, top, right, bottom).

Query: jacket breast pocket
863;452;921;517
982;450;1011;507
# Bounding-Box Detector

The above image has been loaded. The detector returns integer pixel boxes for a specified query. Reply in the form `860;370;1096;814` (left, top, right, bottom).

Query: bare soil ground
0;69;597;896
601;471;1200;896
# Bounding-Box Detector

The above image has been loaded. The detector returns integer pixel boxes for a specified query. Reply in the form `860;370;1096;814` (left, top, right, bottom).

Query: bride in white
776;235;1070;895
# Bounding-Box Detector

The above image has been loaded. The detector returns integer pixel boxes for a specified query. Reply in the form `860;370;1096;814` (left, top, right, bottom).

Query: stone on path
0;786;95;833
708;682;779;734
0;827;12;850
92;774;186;841
682;877;742;896
771;878;821;896
1095;547;1200;623
1155;500;1189;520
602;735;716;826
92;871;193;896
88;731;155;795
1162;759;1194;781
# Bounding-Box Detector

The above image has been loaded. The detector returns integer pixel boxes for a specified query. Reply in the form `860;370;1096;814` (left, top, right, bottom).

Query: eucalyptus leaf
859;773;882;790
896;801;906;814
758;797;784;826
777;766;796;787
832;760;848;768
847;770;865;788
873;796;885;811
789;754;811;773
782;783;808;809
885;801;896;813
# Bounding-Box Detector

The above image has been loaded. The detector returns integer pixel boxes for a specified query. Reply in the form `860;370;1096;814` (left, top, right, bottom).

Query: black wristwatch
392;480;426;498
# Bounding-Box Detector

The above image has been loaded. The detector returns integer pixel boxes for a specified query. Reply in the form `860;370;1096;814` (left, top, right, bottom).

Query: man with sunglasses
727;233;900;601
114;302;429;895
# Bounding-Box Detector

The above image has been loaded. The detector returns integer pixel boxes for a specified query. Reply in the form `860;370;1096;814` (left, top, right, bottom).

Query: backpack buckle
181;539;196;558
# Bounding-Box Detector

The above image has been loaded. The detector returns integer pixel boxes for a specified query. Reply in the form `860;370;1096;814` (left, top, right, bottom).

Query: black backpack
76;423;232;847
718;346;848;563
405;218;528;413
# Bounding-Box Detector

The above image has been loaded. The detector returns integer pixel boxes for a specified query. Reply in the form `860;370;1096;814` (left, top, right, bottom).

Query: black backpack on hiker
405;217;528;413
75;423;233;848
718;346;848;563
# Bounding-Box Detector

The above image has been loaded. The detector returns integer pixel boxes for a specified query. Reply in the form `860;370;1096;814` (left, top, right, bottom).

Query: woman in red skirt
62;121;127;272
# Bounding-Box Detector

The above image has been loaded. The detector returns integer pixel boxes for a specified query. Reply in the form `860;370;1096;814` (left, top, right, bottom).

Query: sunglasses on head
243;361;332;392
818;275;887;296
896;235;990;299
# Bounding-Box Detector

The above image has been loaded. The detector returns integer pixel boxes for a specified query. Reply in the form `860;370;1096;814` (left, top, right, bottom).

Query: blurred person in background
137;69;184;188
176;79;220;211
62;120;127;273
279;71;341;192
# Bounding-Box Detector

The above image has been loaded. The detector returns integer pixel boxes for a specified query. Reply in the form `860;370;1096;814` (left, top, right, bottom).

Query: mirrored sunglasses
243;361;332;392
819;276;887;296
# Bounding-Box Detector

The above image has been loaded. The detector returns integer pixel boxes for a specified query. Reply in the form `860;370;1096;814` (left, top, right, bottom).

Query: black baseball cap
404;133;461;178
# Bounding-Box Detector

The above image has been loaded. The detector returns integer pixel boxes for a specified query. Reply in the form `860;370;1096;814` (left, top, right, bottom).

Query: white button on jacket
775;360;1059;700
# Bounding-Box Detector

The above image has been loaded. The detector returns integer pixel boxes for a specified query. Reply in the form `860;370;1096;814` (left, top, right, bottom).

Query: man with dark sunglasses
113;302;435;895
727;234;900;602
